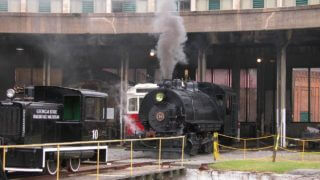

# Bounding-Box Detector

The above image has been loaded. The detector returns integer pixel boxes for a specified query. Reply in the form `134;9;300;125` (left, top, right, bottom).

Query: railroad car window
128;98;138;112
64;96;81;121
85;97;104;120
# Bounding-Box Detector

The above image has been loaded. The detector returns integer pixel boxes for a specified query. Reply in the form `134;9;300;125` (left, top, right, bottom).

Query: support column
42;57;51;86
233;0;241;9
106;0;112;13
191;0;197;11
232;48;241;138
63;0;70;13
21;0;27;12
120;49;129;140
148;0;156;12
275;31;291;147
197;49;206;82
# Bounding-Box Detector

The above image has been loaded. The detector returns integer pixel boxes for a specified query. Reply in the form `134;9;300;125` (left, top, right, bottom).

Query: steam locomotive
136;79;238;155
0;86;109;175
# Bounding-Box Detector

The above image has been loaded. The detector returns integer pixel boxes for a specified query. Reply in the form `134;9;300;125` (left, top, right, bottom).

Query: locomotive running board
42;145;108;168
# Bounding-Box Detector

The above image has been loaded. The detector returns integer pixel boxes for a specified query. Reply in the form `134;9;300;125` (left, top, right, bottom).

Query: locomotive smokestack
154;0;188;80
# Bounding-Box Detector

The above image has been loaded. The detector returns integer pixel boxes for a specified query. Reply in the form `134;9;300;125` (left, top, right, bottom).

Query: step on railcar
0;86;109;175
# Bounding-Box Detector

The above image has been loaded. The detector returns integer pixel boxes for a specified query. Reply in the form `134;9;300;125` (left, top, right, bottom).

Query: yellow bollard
57;145;60;180
158;139;162;170
213;132;219;161
97;142;100;180
243;140;246;160
2;147;6;172
130;141;133;176
302;141;305;161
181;136;185;167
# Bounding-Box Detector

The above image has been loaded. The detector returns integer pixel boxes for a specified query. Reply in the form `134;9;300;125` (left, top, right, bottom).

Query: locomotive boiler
0;86;109;175
137;79;238;155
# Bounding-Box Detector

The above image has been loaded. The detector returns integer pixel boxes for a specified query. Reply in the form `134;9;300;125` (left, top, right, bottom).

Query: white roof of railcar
127;83;158;95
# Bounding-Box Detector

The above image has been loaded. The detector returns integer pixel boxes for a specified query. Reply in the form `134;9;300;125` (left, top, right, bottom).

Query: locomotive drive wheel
45;159;57;175
67;158;81;173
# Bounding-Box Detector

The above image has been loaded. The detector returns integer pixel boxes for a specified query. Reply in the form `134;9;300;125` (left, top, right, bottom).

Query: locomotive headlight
6;89;15;99
155;92;165;102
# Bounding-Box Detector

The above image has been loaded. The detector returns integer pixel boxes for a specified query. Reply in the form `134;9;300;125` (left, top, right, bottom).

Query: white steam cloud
154;0;188;80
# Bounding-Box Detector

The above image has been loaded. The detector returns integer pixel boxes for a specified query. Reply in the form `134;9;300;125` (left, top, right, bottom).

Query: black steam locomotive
0;86;109;175
137;79;238;155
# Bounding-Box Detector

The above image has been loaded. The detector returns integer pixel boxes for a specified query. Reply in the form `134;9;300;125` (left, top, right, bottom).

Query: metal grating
39;0;51;13
82;0;94;13
209;0;220;10
0;105;21;136
296;0;308;6
253;0;264;8
122;0;136;12
0;0;8;12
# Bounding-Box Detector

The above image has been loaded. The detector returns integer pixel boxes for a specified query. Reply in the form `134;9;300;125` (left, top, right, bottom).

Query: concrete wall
1;5;320;34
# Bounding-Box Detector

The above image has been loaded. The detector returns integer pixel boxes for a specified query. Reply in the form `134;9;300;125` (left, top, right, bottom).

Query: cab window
85;97;105;121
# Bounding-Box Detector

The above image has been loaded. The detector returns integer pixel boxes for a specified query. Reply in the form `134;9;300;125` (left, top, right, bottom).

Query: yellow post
213;132;219;161
130;141;133;176
181;136;185;167
57;145;60;180
97;142;100;180
243;140;246;160
158;138;162;170
2;147;6;172
302;140;305;161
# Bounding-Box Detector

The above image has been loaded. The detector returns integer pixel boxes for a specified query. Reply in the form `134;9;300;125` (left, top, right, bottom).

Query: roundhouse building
0;0;320;143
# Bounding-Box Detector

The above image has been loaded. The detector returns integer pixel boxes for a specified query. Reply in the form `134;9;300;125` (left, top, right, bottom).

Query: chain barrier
1;136;185;180
213;133;320;163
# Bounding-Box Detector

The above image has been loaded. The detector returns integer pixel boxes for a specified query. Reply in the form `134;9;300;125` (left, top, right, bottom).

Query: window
253;0;264;8
39;0;51;13
0;0;8;12
292;68;320;122
177;0;190;11
209;0;220;10
239;69;257;122
138;97;144;110
85;97;104;120
82;0;94;13
296;0;308;6
128;98;138;112
112;0;136;12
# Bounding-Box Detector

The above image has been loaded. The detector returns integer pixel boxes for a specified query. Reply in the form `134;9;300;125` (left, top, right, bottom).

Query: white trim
5;167;43;172
42;145;108;168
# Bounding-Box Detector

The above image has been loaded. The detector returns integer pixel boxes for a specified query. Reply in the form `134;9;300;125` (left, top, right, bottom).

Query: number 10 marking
92;129;99;140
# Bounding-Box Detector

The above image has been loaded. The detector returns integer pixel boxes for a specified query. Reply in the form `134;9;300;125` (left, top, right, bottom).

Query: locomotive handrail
1;136;185;180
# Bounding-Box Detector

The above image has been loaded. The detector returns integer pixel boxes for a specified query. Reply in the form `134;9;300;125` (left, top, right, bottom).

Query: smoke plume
154;0;188;80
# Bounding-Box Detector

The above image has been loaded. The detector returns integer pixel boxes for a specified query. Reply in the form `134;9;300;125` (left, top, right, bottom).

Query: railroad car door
82;96;107;141
56;95;82;142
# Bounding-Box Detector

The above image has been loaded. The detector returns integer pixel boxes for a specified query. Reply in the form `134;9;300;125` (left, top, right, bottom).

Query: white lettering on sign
33;109;60;120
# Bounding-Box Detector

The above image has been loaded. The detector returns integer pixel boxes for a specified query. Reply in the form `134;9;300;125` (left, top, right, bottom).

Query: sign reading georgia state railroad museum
33;109;60;120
